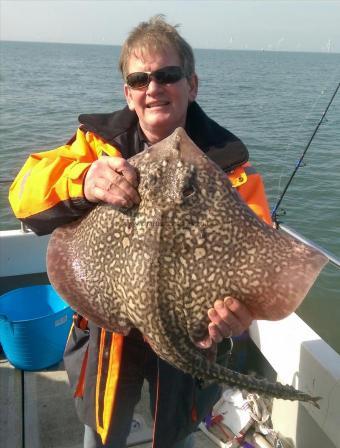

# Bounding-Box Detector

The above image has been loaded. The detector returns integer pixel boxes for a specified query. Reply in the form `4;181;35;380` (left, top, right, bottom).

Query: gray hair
119;15;195;80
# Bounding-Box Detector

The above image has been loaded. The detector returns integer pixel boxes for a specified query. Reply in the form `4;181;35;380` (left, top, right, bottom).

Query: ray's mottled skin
47;128;327;407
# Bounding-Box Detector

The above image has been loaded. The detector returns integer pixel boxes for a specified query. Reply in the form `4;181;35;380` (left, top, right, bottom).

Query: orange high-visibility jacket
9;102;271;446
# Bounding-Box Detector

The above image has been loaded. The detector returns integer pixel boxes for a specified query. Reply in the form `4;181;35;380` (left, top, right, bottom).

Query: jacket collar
78;101;248;171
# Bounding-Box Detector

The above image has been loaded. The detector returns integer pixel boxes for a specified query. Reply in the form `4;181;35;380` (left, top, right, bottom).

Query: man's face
124;48;198;144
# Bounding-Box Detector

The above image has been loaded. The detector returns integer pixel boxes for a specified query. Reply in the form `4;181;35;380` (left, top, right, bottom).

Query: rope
246;394;291;448
246;393;270;430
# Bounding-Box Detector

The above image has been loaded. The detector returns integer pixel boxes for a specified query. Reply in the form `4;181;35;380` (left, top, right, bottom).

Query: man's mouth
146;101;170;108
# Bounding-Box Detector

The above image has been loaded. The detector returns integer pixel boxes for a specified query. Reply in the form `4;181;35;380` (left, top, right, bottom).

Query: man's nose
146;78;163;93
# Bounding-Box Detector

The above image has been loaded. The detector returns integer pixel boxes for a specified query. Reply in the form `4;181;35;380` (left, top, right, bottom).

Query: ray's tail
171;347;321;408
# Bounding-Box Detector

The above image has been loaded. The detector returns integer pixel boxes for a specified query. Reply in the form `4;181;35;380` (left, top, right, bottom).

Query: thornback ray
47;127;328;407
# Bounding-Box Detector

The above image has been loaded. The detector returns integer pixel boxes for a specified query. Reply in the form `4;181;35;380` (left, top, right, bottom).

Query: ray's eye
183;185;196;198
148;174;158;187
183;168;197;200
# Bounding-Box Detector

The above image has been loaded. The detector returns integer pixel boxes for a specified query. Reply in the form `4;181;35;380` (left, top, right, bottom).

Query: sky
1;0;340;53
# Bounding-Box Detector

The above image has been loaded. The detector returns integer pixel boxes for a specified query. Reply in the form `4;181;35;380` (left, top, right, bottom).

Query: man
9;16;271;448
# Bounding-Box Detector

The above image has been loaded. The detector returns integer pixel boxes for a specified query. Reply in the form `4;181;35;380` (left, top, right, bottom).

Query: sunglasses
126;66;186;90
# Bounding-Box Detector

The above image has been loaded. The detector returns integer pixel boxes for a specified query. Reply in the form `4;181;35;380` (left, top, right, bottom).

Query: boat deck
0;353;216;448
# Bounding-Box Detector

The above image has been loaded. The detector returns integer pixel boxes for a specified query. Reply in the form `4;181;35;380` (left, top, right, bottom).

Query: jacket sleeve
228;163;272;225
8;129;122;235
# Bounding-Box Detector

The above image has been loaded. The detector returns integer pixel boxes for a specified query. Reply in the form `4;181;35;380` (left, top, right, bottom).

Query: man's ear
188;73;198;103
124;84;135;111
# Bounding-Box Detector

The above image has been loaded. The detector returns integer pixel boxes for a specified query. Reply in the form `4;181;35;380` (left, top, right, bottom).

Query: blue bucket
0;285;73;370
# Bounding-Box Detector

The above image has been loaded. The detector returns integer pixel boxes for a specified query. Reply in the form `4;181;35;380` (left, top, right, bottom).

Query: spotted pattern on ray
47;128;327;407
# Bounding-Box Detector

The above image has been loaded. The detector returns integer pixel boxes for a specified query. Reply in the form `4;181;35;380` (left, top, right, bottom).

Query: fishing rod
271;81;340;224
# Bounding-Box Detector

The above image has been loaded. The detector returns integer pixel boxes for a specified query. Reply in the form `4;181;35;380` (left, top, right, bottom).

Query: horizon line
1;39;339;56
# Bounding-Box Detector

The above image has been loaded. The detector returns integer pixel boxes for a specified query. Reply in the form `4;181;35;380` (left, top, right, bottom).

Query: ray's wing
47;206;133;332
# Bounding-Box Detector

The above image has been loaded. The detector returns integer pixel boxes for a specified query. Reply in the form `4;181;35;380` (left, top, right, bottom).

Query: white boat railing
279;223;340;269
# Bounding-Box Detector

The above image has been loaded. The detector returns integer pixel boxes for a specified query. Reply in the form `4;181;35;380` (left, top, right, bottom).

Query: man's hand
84;156;140;207
197;297;253;349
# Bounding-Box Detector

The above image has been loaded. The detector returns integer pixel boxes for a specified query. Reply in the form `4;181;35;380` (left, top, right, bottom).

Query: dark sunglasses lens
127;72;149;88
154;67;183;84
127;67;184;89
